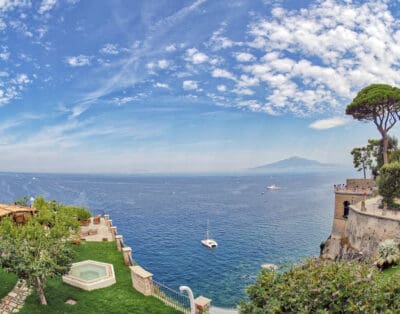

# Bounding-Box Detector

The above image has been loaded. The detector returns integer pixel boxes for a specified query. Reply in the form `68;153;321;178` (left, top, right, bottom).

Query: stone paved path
80;217;113;241
0;280;31;314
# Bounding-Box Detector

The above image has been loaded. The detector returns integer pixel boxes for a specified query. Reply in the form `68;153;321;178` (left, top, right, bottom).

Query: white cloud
38;0;57;14
166;44;176;52
65;55;91;67
309;117;350;130
217;85;226;92
147;59;170;72
111;96;135;106
13;73;30;85
185;48;209;64
158;59;169;69
212;68;236;81
230;0;400;116
235;52;256;62
0;0;30;12
100;43;119;55
154;82;169;89
233;88;254;95
0;51;9;61
183;80;198;90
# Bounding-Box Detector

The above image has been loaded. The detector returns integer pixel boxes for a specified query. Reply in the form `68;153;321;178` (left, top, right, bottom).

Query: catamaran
201;221;218;248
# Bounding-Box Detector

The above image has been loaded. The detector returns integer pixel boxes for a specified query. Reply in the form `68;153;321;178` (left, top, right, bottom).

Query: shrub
239;258;400;313
376;239;400;269
378;162;400;208
74;207;92;221
14;196;29;206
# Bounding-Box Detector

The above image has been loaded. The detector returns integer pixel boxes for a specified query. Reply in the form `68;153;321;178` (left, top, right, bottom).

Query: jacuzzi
62;260;116;291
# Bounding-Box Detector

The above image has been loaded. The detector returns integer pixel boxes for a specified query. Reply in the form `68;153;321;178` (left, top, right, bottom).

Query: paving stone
65;298;77;305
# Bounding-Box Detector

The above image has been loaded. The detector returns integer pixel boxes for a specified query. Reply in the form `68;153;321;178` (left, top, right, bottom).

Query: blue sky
0;0;399;173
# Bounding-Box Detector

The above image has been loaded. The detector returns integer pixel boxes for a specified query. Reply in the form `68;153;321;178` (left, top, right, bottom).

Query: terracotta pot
79;219;90;226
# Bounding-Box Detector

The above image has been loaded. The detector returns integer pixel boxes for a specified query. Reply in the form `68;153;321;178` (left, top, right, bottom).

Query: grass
0;268;18;299
18;241;181;314
381;264;400;279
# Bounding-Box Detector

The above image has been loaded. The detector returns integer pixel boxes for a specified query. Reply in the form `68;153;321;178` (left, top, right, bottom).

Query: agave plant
376;239;400;268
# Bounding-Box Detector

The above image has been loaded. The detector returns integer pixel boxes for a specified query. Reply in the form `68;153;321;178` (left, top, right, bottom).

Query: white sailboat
266;184;281;190
201;221;218;248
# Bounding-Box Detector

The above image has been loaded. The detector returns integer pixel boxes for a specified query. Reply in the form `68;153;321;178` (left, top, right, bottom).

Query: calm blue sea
0;171;348;307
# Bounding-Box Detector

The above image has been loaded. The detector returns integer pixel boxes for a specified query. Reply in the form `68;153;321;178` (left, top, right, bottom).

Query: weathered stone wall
323;204;400;260
331;192;368;236
346;178;374;190
345;207;400;256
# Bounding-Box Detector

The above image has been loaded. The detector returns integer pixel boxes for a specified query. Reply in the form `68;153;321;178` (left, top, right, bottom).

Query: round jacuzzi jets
62;260;116;291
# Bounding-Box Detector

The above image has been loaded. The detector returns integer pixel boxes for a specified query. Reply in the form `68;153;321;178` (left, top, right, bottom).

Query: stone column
122;247;132;266
110;226;117;240
194;296;211;314
129;266;153;296
108;220;113;232
115;235;123;251
104;214;109;224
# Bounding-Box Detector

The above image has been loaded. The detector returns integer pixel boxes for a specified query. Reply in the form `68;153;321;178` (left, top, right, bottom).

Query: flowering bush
376;239;400;268
240;258;400;313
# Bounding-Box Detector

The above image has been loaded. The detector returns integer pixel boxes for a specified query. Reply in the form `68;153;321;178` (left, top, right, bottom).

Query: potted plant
75;207;92;226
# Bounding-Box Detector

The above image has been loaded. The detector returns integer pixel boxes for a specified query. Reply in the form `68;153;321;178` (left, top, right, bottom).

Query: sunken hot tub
62;260;116;291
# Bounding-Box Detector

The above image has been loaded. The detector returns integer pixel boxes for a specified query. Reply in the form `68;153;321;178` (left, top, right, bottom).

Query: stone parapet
195;296;211;314
115;235;123;251
110;226;117;240
130;266;153;296
122;246;132;266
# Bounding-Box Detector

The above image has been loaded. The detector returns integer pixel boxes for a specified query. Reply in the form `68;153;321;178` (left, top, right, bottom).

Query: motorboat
201;221;217;248
267;184;281;190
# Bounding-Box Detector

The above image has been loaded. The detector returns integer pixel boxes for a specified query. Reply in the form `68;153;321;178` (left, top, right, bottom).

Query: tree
368;136;398;177
351;146;373;178
0;197;82;305
346;84;400;164
378;162;400;208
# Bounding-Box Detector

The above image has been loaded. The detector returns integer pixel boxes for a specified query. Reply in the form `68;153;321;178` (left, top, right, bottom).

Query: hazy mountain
249;156;342;173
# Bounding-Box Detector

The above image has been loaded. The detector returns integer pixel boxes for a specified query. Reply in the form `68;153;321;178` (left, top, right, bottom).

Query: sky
0;0;400;173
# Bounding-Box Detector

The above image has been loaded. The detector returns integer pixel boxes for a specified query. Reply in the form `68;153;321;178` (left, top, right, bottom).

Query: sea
0;171;349;308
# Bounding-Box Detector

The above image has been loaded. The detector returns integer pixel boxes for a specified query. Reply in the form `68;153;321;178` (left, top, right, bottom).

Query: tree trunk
35;276;47;305
363;164;366;179
383;134;388;164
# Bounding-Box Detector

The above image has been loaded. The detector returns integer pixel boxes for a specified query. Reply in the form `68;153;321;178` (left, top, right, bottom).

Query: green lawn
19;241;181;314
381;264;400;279
0;268;18;299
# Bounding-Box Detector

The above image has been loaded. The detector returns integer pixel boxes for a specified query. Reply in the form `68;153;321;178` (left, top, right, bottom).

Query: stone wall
331;192;369;236
323;199;400;260
345;207;400;256
346;178;374;190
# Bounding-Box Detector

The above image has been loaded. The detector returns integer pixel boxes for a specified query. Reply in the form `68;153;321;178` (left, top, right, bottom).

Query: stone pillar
122;247;132;266
110;226;117;240
104;214;109;224
116;235;123;251
361;200;366;211
129;266;153;296
195;296;211;314
108;220;113;232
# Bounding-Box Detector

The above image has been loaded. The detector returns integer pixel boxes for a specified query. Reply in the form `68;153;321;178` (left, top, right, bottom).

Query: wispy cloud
38;0;57;14
65;55;91;67
183;80;199;91
309;117;350;130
